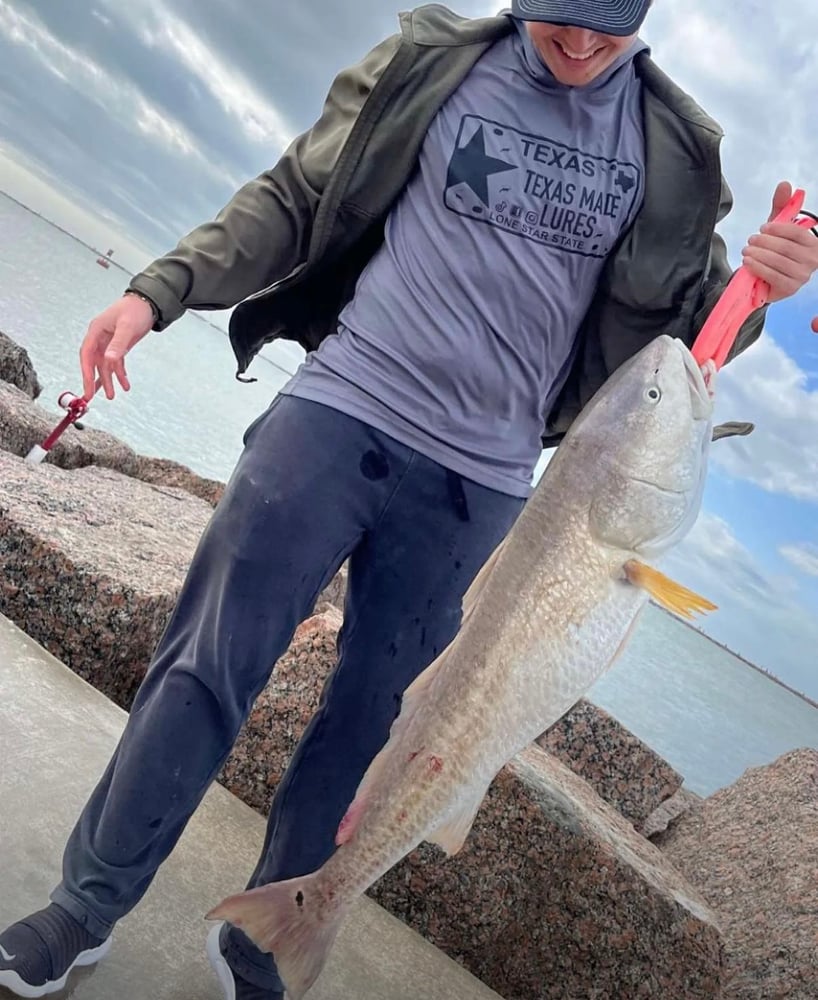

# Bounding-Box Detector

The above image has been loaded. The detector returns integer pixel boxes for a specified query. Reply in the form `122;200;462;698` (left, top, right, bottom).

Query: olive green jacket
130;5;763;446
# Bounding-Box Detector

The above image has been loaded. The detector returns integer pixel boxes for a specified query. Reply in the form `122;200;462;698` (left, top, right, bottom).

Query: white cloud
90;9;112;29
710;335;818;503
662;512;818;696
641;0;818;262
644;11;760;88
136;5;294;149
0;0;216;167
780;543;818;577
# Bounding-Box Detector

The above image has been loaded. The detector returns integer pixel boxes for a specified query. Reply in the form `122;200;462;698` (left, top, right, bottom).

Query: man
2;1;817;998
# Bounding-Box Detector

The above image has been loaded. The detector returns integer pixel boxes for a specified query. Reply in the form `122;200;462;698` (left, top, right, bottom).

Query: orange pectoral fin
624;560;717;620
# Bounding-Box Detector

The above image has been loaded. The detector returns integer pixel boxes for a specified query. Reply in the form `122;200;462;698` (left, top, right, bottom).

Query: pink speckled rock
316;562;348;612
0;451;212;708
640;787;701;839
538;698;683;824
655;749;818;999
0;331;41;398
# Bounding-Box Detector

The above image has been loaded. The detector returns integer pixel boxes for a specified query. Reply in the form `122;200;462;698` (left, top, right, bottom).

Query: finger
79;320;110;400
741;253;804;300
745;232;818;266
79;344;99;402
759;222;818;247
742;243;812;280
113;358;131;393
102;328;135;398
768;180;793;222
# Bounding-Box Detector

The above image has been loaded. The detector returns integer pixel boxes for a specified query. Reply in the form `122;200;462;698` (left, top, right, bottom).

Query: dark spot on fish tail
446;470;470;522
360;451;390;481
393;692;402;714
454;560;462;571
420;626;426;647
413;617;420;626
185;701;192;707
388;641;398;659
427;598;433;610
148;818;162;829
295;891;305;908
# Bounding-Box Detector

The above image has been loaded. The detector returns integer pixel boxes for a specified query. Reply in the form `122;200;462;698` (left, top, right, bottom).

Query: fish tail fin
206;872;344;1000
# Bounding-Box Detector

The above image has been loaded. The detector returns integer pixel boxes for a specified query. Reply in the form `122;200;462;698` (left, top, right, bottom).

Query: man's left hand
742;181;818;331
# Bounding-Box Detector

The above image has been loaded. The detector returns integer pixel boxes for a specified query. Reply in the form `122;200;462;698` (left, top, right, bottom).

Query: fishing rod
24;378;102;464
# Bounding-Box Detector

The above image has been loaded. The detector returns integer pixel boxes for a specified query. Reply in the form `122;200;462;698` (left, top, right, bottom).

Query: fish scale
208;334;717;1000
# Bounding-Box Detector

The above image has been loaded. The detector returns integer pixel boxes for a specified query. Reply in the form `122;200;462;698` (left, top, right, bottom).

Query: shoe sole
0;936;112;998
206;922;236;1000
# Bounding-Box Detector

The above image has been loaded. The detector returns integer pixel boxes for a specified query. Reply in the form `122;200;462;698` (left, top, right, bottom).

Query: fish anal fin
624;560;717;620
426;786;486;856
461;536;508;625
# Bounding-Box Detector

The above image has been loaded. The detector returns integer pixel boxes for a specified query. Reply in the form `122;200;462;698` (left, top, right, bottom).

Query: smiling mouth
554;40;602;62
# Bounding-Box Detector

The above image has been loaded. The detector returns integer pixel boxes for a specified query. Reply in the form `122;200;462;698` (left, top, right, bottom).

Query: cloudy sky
0;0;817;699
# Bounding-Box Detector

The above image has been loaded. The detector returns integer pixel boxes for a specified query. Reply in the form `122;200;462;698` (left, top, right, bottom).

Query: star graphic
614;170;636;194
446;124;517;208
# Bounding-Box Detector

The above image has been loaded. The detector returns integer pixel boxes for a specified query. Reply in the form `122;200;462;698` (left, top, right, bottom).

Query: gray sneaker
0;903;111;998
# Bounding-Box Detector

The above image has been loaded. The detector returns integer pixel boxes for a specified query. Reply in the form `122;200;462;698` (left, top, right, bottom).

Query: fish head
578;335;714;559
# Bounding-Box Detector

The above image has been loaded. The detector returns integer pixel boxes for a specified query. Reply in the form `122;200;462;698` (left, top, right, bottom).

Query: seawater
1;193;816;797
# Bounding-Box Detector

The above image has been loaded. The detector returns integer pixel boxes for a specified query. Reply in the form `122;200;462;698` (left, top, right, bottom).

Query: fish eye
645;386;662;403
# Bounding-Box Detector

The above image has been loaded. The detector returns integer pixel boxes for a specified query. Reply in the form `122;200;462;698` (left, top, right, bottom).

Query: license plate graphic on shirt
443;114;641;259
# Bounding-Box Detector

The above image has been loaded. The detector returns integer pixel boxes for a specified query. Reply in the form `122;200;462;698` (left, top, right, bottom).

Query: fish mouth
676;339;713;420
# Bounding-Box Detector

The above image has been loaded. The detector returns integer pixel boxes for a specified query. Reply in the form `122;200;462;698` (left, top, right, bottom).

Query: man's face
525;22;639;86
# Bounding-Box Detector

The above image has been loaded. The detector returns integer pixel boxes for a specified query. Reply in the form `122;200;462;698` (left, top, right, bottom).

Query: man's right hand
79;294;156;400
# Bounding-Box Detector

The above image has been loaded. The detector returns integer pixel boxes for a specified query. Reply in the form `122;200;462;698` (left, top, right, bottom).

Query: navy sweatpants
50;395;524;991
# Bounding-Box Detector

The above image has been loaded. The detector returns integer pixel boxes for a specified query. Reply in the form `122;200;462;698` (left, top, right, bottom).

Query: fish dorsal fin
461;536;509;626
624;560;717;620
427;782;488;856
335;645;452;848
